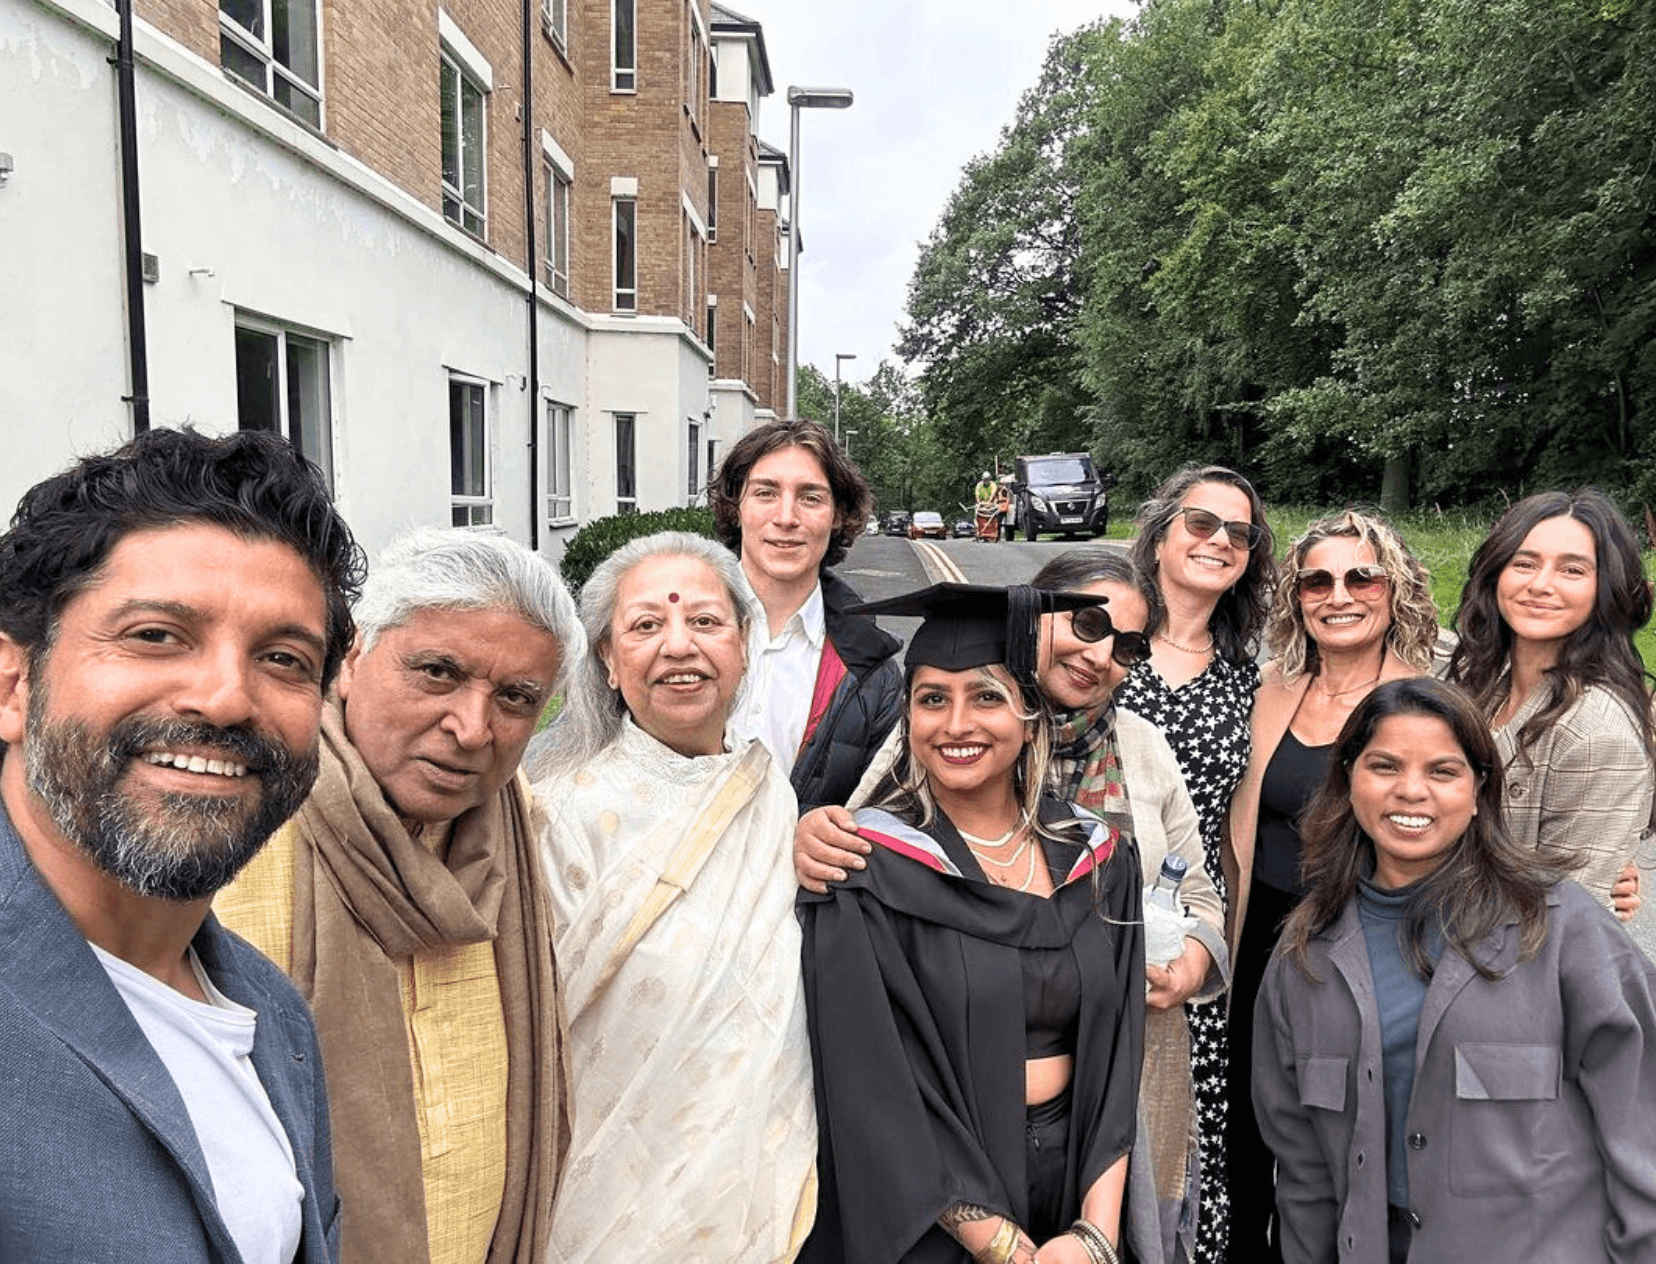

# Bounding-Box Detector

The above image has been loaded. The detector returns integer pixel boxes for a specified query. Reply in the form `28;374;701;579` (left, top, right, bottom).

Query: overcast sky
735;0;1139;395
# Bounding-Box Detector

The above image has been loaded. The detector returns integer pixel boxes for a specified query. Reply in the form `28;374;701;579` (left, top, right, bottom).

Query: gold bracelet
1069;1219;1119;1264
977;1219;1022;1264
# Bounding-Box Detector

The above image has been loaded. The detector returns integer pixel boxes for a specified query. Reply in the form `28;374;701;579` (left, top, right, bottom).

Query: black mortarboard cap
852;582;1108;690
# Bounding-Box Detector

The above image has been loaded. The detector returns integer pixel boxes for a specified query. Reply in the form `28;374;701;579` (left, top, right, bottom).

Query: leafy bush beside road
557;507;717;595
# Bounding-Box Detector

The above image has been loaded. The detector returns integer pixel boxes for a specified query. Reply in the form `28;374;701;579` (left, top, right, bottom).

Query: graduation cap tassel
1006;584;1041;693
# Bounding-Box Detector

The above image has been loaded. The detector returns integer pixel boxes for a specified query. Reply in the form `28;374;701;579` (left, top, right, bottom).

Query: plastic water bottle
1144;855;1190;966
1149;855;1188;911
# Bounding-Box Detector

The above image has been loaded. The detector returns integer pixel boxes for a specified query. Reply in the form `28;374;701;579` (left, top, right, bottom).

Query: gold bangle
977;1219;1022;1264
1070;1219;1119;1264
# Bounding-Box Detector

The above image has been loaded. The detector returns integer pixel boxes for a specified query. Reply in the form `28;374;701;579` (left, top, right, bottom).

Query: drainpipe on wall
114;0;150;432
521;0;540;549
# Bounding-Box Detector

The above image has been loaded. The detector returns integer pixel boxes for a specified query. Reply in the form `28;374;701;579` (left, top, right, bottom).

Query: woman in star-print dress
1114;464;1274;1264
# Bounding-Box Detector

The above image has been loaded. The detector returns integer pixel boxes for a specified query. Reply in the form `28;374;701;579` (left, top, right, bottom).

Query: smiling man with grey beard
0;426;363;1264
24;704;319;901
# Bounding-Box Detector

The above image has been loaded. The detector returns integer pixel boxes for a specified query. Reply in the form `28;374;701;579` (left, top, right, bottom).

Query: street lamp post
844;429;858;458
785;85;854;421
833;351;856;442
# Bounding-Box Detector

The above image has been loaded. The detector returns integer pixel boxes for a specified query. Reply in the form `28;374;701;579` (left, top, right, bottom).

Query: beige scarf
287;700;560;1264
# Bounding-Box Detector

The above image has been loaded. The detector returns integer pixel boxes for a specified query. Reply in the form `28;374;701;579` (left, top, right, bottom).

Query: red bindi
668;592;680;603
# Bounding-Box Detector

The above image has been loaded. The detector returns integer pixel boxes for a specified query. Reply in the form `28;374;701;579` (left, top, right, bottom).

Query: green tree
900;0;1656;512
899;25;1114;480
1255;0;1656;508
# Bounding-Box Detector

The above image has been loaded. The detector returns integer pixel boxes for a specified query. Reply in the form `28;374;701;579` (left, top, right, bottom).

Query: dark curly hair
707;418;871;570
1277;678;1564;982
1128;463;1274;663
0;427;365;687
1445;488;1655;763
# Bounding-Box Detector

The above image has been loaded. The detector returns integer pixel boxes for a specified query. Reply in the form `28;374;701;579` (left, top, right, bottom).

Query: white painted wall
0;2;133;490
2;0;727;570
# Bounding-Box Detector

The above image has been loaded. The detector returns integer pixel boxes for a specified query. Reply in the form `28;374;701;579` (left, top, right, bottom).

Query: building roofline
756;139;789;194
710;3;774;96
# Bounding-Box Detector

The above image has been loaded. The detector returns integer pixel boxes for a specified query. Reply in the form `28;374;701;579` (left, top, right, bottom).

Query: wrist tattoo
938;1203;997;1233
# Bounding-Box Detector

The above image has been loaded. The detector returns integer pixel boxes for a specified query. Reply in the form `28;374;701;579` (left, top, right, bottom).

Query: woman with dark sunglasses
1222;509;1439;1262
1033;549;1230;1264
1113;464;1274;1264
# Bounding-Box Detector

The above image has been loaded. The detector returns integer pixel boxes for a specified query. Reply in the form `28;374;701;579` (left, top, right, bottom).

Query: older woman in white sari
532;532;816;1262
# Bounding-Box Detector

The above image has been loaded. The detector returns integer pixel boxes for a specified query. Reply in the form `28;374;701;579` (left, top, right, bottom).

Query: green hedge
557;507;718;594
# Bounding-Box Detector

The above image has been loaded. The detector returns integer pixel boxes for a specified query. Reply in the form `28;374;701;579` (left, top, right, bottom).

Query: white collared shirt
732;582;826;777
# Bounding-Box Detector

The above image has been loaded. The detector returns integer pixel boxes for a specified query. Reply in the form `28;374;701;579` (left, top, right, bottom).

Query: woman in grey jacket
1253;677;1656;1264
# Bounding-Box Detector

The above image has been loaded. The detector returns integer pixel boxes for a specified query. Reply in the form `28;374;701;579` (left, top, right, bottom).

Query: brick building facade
0;0;795;559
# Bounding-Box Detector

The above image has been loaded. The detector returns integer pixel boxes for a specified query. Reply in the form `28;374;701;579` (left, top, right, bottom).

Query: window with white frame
706;438;719;492
541;0;567;53
613;196;637;311
234;319;333;489
706;297;717;360
546;166;571;297
441;44;487;236
450;377;492;526
685;7;702;129
219;0;322;127
707;162;718;242
545;400;574;524
683;213;697;327
744;177;755;263
612;0;636;91
686;419;701;502
614;413;638;514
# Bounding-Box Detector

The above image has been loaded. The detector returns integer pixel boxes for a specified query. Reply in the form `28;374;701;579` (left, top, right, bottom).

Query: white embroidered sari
536;720;817;1262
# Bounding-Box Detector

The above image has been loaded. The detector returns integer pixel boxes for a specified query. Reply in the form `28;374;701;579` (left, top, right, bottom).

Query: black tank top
1021;837;1084;1057
1254;729;1332;895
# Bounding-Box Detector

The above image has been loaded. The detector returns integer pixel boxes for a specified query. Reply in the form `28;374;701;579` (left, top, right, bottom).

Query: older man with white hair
218;527;582;1264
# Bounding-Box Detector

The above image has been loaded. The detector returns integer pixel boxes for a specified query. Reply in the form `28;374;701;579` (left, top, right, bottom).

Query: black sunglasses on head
1177;506;1263;550
1296;565;1390;599
1070;605;1152;667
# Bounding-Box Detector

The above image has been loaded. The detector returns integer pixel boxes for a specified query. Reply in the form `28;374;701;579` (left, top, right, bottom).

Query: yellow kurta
217;823;509;1264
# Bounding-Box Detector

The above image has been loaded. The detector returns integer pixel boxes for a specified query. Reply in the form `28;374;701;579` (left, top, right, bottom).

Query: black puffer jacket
790;569;903;812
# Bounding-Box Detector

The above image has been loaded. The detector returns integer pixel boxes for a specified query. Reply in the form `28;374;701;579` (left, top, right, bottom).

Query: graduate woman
799;584;1144;1264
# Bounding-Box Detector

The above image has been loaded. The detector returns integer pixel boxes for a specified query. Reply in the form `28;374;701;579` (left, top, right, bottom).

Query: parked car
865;516;881;536
908;511;947;540
1008;452;1116;541
882;510;912;537
951;518;975;539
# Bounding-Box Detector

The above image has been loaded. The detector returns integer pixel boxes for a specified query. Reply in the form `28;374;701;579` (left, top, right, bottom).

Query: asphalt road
840;533;1656;960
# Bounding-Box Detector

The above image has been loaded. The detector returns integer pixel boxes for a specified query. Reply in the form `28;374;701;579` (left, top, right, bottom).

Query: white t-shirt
93;943;305;1264
731;582;826;777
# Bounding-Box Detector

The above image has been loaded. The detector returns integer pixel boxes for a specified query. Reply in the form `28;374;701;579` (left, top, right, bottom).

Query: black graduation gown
798;796;1144;1263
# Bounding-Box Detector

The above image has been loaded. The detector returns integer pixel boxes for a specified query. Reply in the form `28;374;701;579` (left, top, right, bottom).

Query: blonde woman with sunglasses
1222;510;1438;1262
